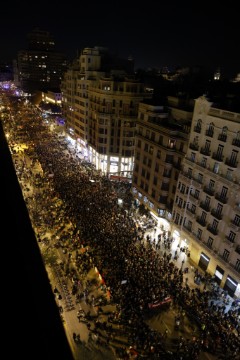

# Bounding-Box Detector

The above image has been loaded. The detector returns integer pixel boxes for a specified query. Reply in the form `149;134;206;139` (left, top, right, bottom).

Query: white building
172;95;240;297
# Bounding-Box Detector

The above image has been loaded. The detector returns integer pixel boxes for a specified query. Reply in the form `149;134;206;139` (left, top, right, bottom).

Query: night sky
1;1;239;78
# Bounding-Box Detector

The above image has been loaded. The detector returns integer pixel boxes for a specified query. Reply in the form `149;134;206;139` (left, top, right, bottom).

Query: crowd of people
3;96;240;359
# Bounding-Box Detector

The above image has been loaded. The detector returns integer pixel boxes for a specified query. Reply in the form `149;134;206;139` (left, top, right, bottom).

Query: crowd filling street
2;95;240;359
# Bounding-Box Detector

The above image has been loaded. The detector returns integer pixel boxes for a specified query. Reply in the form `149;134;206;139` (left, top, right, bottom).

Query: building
61;46;152;178
171;95;240;297
132;96;192;226
15;28;68;95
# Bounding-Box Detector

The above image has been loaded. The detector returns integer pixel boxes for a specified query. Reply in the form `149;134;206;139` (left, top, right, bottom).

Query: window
226;168;233;181
197;228;202;240
190;152;196;162
195;190;200;200
219;126;228;141
195;119;202;132
235;259;240;272
207;237;213;248
168;139;176;149
220;186;228;199
213;162;219;174
137;140;141;148
222;249;230;262
157;150;161;159
165;154;173;163
201;157;207;168
228;231;236;243
233;214;240;226
144;143;149;152
153;176;158;186
198;173;203;183
207;122;214;137
209;180;215;190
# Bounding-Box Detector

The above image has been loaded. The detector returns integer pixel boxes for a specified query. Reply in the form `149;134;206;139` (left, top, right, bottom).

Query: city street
1;94;238;360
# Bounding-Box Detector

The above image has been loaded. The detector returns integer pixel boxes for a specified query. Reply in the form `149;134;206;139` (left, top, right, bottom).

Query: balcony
235;245;240;255
218;134;227;142
189;143;199;151
225;235;235;244
229;220;240;231
200;202;210;212
225;158;238;168
205;130;214;137
196;216;207;227
232;138;240;148
211;209;223;220
207;224;218;235
203;186;215;196
186;207;196;217
215;193;228;204
212;152;224;162
194;125;201;133
200;147;211;156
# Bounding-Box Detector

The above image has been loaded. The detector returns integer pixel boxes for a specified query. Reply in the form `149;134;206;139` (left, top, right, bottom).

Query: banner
148;296;172;309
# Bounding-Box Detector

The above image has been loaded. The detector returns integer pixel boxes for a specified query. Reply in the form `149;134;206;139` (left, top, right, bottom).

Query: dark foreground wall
0;120;74;360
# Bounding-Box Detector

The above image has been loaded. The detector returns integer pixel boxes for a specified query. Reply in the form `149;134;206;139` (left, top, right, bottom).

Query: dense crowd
3;98;240;359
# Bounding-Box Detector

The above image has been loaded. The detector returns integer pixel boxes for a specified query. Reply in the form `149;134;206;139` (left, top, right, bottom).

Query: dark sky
1;1;239;78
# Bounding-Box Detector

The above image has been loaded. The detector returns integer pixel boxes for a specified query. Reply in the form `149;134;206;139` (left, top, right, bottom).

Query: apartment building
61;46;152;177
172;95;240;297
16;28;68;95
132;97;192;225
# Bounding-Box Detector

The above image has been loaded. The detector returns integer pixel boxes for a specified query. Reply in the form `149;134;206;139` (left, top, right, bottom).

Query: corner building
61;46;152;177
172;96;240;297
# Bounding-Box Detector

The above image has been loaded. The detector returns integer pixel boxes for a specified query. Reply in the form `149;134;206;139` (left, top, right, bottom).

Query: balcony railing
211;209;223;220
218;134;227;142
207;224;218;235
225;158;238;168
200;147;211;156
205;130;214;137
203;186;215;196
200;202;210;212
212;152;224;162
215;193;228;204
196;216;207;227
232;138;240;147
194;125;201;133
189;143;199;151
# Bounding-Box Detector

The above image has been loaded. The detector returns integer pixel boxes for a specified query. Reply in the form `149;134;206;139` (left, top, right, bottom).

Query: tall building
61;46;152;177
132;96;192;225
16;28;68;95
171;95;240;297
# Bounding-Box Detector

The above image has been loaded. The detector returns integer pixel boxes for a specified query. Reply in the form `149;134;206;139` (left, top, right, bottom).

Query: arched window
206;122;214;137
219;126;228;142
233;131;240;147
194;119;202;133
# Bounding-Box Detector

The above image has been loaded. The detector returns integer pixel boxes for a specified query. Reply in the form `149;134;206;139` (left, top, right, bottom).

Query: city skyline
1;1;239;78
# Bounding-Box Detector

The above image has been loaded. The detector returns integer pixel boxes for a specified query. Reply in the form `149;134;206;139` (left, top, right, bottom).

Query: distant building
15;28;68;95
61;46;152;177
171;95;240;297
